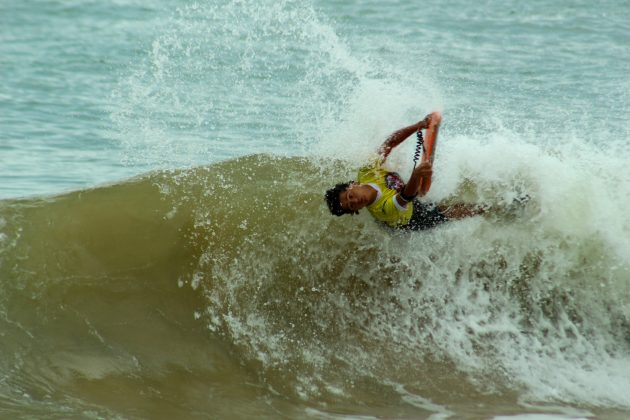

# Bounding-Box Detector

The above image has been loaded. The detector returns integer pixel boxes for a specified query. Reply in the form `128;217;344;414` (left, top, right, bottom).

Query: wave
1;154;629;416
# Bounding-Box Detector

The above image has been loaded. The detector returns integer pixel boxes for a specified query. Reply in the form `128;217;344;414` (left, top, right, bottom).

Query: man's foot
507;194;531;211
483;194;532;219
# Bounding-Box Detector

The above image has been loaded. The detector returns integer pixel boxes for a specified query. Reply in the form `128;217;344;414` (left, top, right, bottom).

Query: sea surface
1;0;629;419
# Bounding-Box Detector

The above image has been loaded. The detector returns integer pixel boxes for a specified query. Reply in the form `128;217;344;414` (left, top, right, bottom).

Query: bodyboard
418;112;441;195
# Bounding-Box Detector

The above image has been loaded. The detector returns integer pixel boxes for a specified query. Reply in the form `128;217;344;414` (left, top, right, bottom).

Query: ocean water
1;0;630;419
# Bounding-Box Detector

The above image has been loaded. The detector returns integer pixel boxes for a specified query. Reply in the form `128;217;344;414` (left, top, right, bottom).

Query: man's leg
437;203;486;220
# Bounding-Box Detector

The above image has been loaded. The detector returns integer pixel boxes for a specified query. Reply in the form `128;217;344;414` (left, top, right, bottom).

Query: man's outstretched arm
378;115;432;161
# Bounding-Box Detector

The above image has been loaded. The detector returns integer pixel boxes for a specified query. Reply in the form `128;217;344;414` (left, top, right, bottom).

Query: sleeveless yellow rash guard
357;156;413;227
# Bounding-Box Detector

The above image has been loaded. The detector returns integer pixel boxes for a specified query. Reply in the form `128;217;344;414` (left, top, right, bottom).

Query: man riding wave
325;113;485;230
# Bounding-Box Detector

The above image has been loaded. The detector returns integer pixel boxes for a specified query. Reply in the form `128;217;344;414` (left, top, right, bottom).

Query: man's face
339;183;370;213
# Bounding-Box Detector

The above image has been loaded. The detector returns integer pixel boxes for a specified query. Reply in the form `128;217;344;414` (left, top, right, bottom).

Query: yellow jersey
357;157;412;227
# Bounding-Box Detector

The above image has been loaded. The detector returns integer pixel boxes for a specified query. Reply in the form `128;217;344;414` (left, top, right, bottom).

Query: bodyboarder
324;113;485;230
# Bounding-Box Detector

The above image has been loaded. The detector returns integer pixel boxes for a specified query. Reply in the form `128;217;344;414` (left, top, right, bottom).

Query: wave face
1;154;629;418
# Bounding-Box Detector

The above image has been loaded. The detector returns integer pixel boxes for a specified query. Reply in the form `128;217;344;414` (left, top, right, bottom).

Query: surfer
324;113;485;230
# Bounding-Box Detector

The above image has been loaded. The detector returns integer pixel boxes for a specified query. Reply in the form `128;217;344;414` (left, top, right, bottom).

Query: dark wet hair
324;182;358;216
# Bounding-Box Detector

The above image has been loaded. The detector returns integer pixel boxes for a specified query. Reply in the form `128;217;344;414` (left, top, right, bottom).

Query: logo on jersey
385;172;404;192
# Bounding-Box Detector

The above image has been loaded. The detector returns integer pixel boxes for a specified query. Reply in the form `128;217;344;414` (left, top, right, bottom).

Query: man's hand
417;161;432;179
417;114;433;130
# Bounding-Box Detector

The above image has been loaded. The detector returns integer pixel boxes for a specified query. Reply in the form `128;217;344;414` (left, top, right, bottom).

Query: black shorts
400;200;449;231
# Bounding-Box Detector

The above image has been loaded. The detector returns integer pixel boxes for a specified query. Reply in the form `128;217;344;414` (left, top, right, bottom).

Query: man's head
325;182;354;216
325;182;372;216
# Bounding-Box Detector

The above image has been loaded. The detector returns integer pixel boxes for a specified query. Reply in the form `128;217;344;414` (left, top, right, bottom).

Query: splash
109;0;445;171
112;0;362;166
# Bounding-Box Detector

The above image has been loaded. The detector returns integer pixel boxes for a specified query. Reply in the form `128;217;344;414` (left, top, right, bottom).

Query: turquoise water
1;0;630;418
2;0;627;198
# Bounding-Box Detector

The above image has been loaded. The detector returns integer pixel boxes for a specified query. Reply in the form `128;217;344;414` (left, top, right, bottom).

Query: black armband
399;191;417;202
